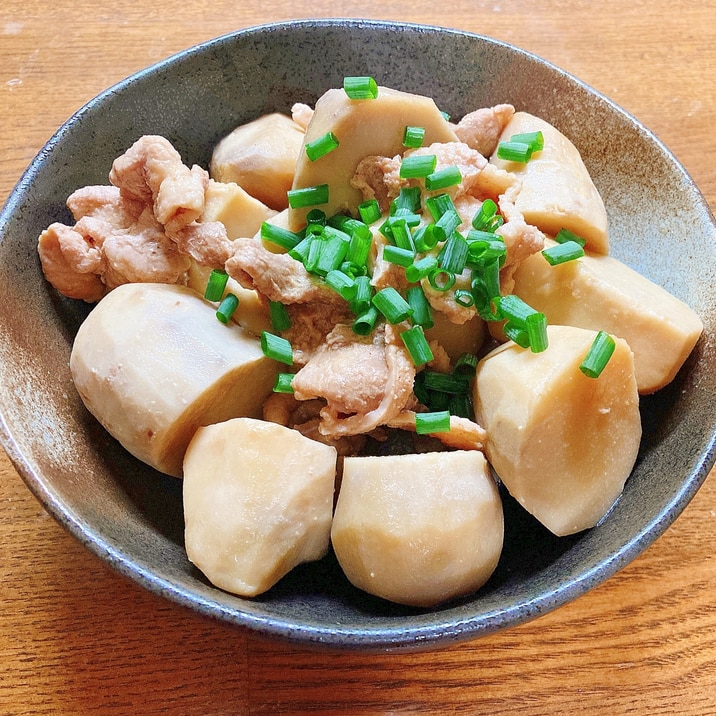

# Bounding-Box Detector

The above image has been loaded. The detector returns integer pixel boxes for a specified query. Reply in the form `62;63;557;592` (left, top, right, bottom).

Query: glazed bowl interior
0;19;714;651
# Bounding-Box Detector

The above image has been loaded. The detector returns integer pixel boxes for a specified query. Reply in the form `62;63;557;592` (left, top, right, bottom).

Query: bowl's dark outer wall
0;20;714;651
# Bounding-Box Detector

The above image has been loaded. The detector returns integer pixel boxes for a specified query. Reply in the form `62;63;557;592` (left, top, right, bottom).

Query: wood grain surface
1;1;715;713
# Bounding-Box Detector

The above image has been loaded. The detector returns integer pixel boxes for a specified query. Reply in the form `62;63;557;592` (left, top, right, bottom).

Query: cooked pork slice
386;411;487;451
454;104;515;157
226;236;345;306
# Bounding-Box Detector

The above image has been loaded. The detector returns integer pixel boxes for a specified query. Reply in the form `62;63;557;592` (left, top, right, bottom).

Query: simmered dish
37;78;703;607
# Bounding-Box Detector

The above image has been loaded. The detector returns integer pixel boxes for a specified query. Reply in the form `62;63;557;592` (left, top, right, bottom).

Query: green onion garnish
503;323;530;349
358;198;382;225
287;184;329;209
428;268;456;292
314;233;349;275
448;394;473;420
260;222;302;251
305;131;340;161
435;208;462;238
388;217;415;251
268;300;291;332
542;240;585;266
579;331;616;378
352;305;379;336
401;325;434;367
204;269;229;302
472;199;498;231
215;293;239;324
306;208;327;227
423;370;468;394
425;193;456;221
403;126;426;149
496;141;532;163
454;352;479;378
497;294;538;325
371;286;413;324
392;186;422;215
405;255;438;283
261;331;294;365
554;227;587;247
383;245;416;267
425;166;462;192
400;154;437;179
351;275;373;315
454;289;474;307
415;410;451;434
343;76;379;100
325;269;357;301
525;312;549;353
438;233;469;275
273;373;295;394
288;233;314;263
406;285;434;328
510;130;544;153
412;225;441;253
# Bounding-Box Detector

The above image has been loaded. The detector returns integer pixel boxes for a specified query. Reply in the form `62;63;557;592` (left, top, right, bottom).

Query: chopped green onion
425;166;462;191
472;199;498;231
428;267;456;292
204;269;229;302
542;240;585;266
352;305;379;336
391;186;422;215
400;325;434;367
496;141;533;163
423;370;468;394
525;312;549;353
415;410;451;434
215;293;239;324
412;224;441;252
358;198;382;225
314;233;349;275
406;285;434;328
351;275;373;315
435;208;462;238
287;184;329;209
448;394;473;420
346;226;372;269
269;300;291;332
260;331;294;365
440;110;451;122
425;193;456;221
554;227;587;247
497;294;538;326
438;233;469;274
387;217;415;251
383;244;415;267
454;289;474;307
288;233;314;263
273;373;295;394
510;130;544;153
503;322;531;349
343;76;379;100
405;254;438;283
454;352;479;378
403;125;425;148
580;331;616;378
325;269;357;301
400;154;437;179
304;234;323;273
305;131;340;161
260;222;302;251
372;286;413;324
306;208;327;227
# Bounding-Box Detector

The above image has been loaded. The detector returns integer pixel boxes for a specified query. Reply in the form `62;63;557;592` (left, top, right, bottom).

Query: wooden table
1;1;715;712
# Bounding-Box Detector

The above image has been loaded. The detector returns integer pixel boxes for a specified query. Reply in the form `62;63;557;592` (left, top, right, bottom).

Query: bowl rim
1;18;715;651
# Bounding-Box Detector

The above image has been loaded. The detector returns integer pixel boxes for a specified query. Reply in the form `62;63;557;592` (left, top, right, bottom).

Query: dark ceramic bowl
1;19;714;651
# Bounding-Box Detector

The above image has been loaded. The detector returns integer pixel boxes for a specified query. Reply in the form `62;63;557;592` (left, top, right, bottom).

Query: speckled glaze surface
0;19;714;651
